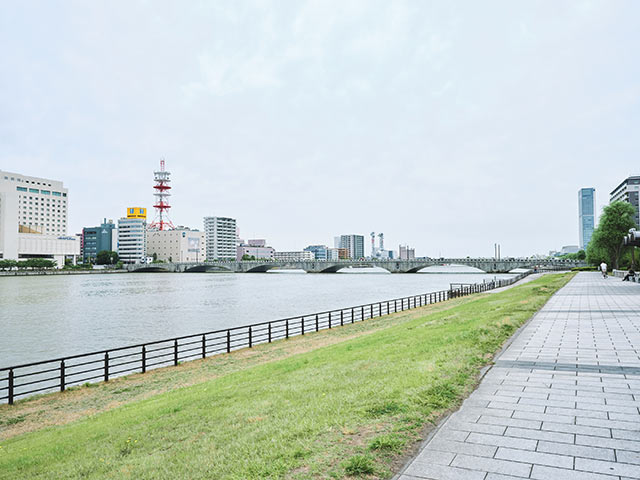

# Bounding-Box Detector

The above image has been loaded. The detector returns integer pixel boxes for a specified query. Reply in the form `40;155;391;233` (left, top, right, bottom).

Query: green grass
0;273;572;479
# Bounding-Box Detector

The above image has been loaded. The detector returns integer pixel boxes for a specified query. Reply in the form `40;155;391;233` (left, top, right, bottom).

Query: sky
1;0;639;258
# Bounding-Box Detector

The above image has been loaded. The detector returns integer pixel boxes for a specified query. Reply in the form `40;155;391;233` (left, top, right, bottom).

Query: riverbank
0;273;573;479
0;269;126;277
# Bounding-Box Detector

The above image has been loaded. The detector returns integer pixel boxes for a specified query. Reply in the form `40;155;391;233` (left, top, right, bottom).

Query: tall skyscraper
578;188;596;249
118;208;147;264
337;234;364;259
204;216;237;260
610;176;640;227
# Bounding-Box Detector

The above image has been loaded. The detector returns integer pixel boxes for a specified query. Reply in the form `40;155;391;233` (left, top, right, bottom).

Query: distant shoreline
0;269;127;277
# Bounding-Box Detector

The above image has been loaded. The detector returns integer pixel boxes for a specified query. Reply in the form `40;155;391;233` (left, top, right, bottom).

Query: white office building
147;228;205;263
336;234;365;259
0;170;79;266
274;250;315;261
204;216;237;260
118;217;147;264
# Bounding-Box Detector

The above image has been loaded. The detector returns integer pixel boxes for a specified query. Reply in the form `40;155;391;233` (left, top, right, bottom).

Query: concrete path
396;272;640;480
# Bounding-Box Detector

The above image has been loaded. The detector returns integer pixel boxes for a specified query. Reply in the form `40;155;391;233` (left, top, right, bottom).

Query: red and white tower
149;159;175;231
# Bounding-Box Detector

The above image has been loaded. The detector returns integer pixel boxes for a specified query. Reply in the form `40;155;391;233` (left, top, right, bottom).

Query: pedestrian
623;267;636;282
600;261;608;278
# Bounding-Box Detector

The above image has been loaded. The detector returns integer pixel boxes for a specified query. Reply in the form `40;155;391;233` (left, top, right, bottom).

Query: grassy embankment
0;273;573;479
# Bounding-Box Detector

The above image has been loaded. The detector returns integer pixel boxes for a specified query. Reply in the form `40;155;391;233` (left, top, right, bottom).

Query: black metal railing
0;273;528;405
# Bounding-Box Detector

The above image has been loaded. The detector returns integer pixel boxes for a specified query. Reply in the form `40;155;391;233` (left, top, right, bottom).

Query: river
0;268;515;367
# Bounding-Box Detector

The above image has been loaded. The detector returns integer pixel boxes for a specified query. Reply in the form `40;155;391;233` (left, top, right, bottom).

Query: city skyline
2;2;640;257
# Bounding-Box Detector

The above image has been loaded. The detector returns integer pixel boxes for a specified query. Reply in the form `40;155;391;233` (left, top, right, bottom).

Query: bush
344;455;375;476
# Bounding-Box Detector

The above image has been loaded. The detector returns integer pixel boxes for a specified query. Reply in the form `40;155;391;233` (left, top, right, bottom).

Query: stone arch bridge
126;258;584;274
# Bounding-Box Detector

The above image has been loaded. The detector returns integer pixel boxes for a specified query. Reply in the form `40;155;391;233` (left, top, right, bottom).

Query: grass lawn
0;273;573;479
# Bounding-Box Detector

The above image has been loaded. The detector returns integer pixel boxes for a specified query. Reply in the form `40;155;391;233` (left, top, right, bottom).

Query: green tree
587;201;636;269
241;254;256;261
96;250;119;265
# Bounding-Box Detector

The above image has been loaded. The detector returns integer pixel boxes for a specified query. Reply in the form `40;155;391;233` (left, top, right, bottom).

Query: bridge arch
130;265;171;273
184;264;233;273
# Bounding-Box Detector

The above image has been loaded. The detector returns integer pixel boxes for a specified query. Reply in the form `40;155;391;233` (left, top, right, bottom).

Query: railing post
340;310;344;326
8;369;14;405
361;306;364;320
249;327;252;347
201;335;206;359
301;317;305;335
174;339;179;366
351;308;354;323
227;330;231;353
387;301;390;314
370;305;373;319
379;302;382;316
60;360;65;392
316;314;319;332
104;352;109;382
286;319;289;338
142;345;147;373
395;299;397;312
328;312;332;329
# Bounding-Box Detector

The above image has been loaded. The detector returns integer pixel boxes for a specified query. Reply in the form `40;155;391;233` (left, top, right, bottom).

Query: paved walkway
396;272;640;480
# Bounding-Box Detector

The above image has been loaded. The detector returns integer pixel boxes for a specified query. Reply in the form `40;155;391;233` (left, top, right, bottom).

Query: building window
16;186;27;192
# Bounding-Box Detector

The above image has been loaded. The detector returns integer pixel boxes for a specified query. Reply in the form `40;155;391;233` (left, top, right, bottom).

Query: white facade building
147;228;205;263
1;170;79;266
204;216;237;260
117;218;147;264
274;250;315;261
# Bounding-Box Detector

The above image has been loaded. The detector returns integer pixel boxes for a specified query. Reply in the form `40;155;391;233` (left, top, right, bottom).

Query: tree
587;201;636;269
96;250;119;265
241;254;256;261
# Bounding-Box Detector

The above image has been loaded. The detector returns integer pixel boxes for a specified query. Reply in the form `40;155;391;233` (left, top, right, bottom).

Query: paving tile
542;421;611;437
451;454;532;477
495;446;573;468
466;432;537;451
536;440;615;461
616;450;640;465
428;438;497;458
404;462;487;480
531;464;620;480
575;457;640;478
505;426;574;444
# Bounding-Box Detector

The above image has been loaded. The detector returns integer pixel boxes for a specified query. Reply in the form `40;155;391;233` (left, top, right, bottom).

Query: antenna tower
149;159;175;231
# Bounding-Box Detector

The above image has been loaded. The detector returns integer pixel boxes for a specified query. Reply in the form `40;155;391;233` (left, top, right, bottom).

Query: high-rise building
0;170;79;266
147;228;205;263
304;245;328;260
578;188;596;249
399;245;415;260
118;209;147;264
82;218;117;263
204;216;237;260
610;176;640;226
336;234;364;259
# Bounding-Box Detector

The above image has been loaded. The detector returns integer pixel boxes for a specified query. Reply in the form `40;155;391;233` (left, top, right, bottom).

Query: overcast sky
1;1;639;257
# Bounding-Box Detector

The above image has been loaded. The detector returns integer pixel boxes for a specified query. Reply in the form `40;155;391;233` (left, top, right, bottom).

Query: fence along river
0;270;526;404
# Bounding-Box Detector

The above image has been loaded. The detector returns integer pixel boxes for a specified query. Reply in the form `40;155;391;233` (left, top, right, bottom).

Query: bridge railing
0;272;529;405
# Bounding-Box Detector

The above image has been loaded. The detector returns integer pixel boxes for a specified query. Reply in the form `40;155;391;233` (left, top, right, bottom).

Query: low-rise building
237;238;274;260
274;250;315;261
147;228;206;263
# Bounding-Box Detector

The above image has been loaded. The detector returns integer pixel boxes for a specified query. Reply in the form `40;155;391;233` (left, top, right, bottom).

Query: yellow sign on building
126;207;147;219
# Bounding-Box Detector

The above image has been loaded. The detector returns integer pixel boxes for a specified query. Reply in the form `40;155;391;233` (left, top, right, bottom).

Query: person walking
600;261;608;278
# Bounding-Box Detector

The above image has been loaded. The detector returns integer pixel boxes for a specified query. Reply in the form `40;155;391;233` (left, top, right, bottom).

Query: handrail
0;272;529;404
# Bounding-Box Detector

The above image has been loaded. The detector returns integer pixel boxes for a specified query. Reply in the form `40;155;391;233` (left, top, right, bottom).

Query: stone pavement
396;272;640;480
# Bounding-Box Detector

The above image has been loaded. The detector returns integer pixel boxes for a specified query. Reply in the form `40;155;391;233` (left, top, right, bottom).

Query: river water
0;268;515;367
